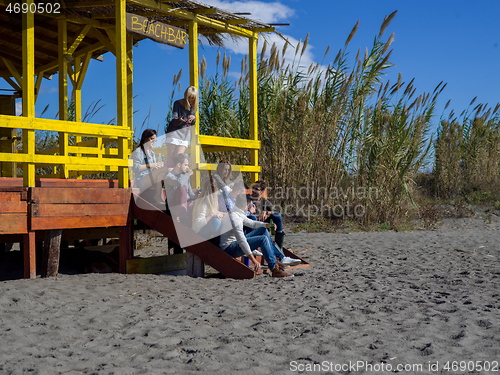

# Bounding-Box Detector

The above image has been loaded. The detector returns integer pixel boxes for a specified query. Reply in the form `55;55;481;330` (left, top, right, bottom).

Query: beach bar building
0;0;309;279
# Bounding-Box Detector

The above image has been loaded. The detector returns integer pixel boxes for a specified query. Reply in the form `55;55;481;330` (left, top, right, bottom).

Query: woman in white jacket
192;177;225;239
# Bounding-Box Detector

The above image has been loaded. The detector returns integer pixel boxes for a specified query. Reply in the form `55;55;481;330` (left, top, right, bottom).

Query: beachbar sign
126;13;188;49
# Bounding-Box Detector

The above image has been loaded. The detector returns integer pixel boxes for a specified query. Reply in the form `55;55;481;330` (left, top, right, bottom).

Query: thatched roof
0;0;276;80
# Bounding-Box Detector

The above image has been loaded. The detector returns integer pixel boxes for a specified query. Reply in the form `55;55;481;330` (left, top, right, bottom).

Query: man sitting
218;181;293;278
163;153;197;253
247;180;299;266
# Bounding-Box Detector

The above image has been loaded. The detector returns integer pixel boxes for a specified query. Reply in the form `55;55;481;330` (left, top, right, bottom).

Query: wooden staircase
131;194;256;279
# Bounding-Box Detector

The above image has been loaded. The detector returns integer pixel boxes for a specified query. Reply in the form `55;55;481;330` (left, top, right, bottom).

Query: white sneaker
252;250;263;256
280;256;301;266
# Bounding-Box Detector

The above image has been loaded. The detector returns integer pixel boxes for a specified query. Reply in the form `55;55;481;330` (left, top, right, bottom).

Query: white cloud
200;0;294;24
200;0;324;74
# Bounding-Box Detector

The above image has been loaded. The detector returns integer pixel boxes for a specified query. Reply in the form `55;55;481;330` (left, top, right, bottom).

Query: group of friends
131;87;299;278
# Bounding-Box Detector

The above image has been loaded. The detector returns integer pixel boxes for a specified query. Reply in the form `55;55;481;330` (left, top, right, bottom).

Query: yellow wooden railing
0;115;132;181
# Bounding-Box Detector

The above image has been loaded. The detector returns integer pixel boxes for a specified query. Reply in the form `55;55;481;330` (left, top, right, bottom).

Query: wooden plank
119;204;133;273
31;215;128;230
131;195;255;279
36;179;120;188
31;203;128;217
0;178;123;189
0;201;27;213
41;229;62;277
30;187;130;204
0;115;133;138
0;192;26;202
126;254;186;274
0;178;25;189
0;213;28;234
23;231;36;279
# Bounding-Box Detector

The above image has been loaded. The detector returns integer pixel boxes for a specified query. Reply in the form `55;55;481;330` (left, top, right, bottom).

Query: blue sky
8;0;500;138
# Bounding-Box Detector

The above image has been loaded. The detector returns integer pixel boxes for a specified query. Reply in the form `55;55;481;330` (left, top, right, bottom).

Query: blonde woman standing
166;86;198;168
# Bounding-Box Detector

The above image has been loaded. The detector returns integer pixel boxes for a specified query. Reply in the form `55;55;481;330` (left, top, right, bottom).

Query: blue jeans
264;212;283;233
245;212;283;233
223;227;281;270
197;217;222;238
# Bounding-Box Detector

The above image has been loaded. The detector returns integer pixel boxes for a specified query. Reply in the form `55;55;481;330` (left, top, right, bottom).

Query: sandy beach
0;213;499;374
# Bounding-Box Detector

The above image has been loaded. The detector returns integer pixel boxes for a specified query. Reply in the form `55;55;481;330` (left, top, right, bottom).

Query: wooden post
41;229;62;277
116;0;129;188
249;35;259;183
119;222;133;273
22;3;35;187
0;96;16;177
186;252;204;277
23;231;36;279
58;17;69;178
188;18;201;188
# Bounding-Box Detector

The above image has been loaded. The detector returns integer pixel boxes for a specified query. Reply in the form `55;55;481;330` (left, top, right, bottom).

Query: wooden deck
0;178;131;278
0;178;310;279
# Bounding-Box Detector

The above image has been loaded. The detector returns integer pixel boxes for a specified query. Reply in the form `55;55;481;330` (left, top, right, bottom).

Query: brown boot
271;265;294;278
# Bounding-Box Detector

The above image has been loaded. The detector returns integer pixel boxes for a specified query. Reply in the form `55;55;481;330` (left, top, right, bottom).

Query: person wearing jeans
219;208;293;278
218;181;293;277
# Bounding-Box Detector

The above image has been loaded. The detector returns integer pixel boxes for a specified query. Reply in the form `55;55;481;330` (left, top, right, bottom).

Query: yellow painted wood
96;138;103;161
58;18;68;121
22;6;35;186
76;53;92;90
188;20;199;90
200;146;242;152
116;0;129;188
67;24;92;55
101;27;134;71
34;72;44;103
38;139;119;156
3;77;22;92
188;19;201;187
92;26;116;55
66;16;116;30
127;35;134;153
197;163;261;173
71;52;90;179
0;116;132;137
57;17;70;178
58;133;70;178
66;146;118;156
0;152;130;167
1;58;22;88
128;0;257;38
249;36;259;182
226;19;249;25
72;56;83;177
36;41;105;74
198;134;260;149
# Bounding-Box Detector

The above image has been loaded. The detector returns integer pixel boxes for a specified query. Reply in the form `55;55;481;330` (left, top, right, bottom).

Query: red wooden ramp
130;194;256;279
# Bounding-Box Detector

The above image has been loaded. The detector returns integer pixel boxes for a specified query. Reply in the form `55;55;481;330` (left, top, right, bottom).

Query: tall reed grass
198;12;443;225
434;100;500;199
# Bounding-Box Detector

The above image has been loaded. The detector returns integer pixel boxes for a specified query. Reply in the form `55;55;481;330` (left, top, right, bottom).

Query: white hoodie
219;209;267;256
